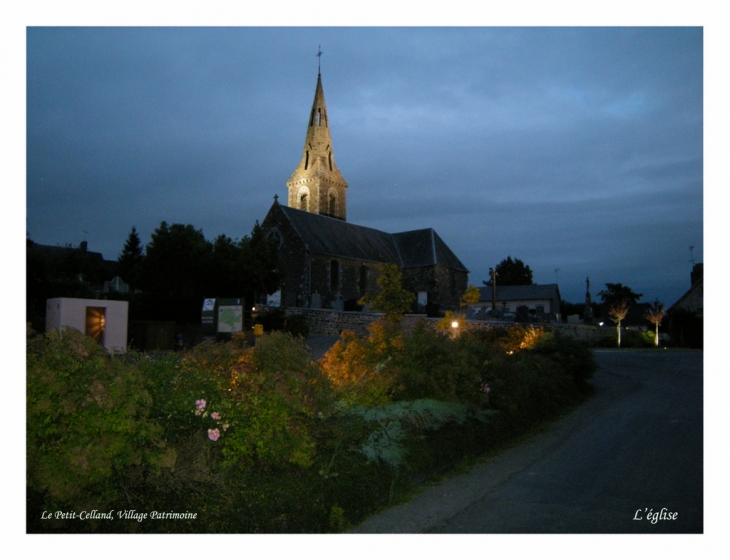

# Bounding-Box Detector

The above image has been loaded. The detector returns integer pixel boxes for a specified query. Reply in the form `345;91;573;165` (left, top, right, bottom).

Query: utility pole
490;267;498;317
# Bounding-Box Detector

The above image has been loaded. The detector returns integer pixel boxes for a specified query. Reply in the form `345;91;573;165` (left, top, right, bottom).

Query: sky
25;26;703;306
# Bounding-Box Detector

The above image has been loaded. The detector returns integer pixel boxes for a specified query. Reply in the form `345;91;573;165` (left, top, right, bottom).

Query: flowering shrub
173;331;333;468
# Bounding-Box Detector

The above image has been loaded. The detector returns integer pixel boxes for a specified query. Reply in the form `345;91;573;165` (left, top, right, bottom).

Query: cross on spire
317;45;323;75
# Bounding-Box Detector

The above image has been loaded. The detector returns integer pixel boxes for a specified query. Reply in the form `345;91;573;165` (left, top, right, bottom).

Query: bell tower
286;71;348;220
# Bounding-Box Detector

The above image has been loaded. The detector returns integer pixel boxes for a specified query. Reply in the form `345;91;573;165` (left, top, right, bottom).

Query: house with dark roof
469;284;561;321
260;71;468;312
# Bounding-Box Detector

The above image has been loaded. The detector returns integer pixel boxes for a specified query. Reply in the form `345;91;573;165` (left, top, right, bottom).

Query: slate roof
274;203;468;272
478;284;561;302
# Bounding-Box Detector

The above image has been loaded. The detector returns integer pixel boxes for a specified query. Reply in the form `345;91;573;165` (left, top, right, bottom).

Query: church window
328;152;332;171
300;192;308;211
317;109;322;126
328;191;337;216
305;151;309;170
330;260;340;291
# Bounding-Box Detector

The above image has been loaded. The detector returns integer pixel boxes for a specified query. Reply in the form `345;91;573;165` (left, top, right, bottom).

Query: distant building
469;284;561;321
669;263;703;317
666;263;703;348
261;71;469;312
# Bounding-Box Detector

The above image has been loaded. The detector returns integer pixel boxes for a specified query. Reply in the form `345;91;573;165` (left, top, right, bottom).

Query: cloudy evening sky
25;26;703;306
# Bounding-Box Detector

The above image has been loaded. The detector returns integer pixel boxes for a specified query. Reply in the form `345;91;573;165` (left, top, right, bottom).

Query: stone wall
256;305;610;342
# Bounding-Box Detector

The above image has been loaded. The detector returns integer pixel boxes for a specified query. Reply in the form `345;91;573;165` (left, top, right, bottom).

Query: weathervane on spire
317;45;323;75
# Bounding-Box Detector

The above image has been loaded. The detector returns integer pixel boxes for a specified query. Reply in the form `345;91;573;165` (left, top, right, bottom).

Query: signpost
201;298;245;341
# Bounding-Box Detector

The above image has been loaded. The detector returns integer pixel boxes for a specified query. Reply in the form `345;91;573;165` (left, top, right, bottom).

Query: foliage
392;321;491;405
172;332;332;469
436;311;466;334
285;314;311;338
529;331;598;384
484;256;534;286
241;221;281;303
360;263;415;323
135;221;280;323
460;285;481;310
345;400;492;467
138;222;213;322
28;319;597;533
644;299;665;347
117;226;144;290
319;322;405;408
607;300;629;348
26;328;171;512
598;283;642;310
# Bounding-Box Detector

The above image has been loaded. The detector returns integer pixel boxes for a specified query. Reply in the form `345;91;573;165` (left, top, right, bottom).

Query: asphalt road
352;349;703;533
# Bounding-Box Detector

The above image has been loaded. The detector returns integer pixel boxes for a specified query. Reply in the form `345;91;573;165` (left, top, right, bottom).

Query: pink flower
211;412;221;420
482;383;491;394
195;399;206;411
208;428;220;441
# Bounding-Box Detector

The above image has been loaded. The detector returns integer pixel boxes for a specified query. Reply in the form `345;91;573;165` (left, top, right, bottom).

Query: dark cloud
26;27;702;305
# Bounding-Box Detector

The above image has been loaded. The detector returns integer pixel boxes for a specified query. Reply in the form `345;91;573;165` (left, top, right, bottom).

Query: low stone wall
255;305;610;343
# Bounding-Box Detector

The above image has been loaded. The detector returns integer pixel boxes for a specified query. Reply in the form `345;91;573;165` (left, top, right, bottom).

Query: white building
45;298;129;352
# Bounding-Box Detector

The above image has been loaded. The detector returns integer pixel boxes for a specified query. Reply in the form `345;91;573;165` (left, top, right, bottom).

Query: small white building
45;298;129;352
470;284;562;320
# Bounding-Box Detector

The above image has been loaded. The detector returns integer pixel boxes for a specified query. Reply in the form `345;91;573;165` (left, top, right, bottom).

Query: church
261;72;469;314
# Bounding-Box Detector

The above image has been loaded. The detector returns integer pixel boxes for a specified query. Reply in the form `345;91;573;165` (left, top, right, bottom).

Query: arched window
330;260;339;291
299;192;308;211
328;191;337;216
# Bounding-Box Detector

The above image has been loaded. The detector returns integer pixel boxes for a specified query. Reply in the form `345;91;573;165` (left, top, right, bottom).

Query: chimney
691;263;703;286
80;241;88;252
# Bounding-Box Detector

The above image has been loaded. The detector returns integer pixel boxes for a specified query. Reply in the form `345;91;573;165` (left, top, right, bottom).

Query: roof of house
478;284;561;302
272;202;469;271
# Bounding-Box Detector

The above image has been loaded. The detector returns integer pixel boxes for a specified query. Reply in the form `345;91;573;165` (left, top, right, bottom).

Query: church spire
286;70;348;220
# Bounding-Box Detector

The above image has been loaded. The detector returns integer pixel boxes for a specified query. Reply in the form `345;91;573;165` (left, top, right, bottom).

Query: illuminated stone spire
286;69;348;220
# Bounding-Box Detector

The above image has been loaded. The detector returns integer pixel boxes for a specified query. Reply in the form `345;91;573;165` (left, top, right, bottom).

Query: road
352;349;703;533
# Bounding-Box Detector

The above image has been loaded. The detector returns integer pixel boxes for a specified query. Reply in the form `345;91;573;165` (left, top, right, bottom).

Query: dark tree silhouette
117;226;144;290
598;283;642;310
483;256;534;286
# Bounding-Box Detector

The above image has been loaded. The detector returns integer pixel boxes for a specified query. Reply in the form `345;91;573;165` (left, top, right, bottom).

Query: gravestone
310;291;322;309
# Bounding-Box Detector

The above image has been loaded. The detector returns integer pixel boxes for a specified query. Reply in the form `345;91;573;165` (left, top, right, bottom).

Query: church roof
272;202;468;272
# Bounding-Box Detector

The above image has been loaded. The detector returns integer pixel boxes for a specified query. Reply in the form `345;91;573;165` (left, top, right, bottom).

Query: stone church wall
255;305;608;342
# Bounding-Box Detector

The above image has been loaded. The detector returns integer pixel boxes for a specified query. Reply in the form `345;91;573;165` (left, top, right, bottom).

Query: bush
285;314;310;338
26;328;172;513
319;321;404;408
530;331;598;384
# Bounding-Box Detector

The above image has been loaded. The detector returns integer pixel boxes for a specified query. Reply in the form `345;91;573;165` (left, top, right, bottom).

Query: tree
598;283;642;311
460;285;481;311
608;301;629;348
117;226;144;290
360;263;415;324
138;222;213;322
240;221;281;304
644;299;665;347
483;256;534;287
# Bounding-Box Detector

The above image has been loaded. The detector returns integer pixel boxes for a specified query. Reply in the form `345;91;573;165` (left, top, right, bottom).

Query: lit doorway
85;306;106;345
